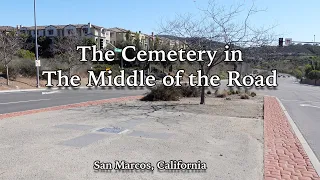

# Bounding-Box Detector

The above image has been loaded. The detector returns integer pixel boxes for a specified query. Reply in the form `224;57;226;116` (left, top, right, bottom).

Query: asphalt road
0;87;148;114
257;76;320;160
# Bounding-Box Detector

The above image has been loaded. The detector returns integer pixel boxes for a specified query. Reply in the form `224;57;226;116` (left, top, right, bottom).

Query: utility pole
34;0;40;88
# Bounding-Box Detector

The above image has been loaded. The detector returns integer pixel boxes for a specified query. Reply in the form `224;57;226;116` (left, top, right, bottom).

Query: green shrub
177;85;200;97
228;87;236;95
0;64;18;80
8;65;19;80
235;88;241;94
308;70;320;80
292;68;303;79
92;64;106;76
141;84;200;101
141;85;181;101
219;71;228;79
0;65;5;74
17;49;35;60
18;59;37;77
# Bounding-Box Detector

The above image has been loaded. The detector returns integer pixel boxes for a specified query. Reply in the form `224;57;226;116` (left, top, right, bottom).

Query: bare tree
0;31;20;85
159;0;275;104
53;32;86;76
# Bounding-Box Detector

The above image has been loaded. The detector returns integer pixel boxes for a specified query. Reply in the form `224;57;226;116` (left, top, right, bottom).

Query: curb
264;96;320;179
276;97;320;176
0;88;46;93
0;95;143;120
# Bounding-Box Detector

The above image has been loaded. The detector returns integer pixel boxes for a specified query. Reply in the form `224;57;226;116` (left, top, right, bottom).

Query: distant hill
159;35;320;57
158;35;225;48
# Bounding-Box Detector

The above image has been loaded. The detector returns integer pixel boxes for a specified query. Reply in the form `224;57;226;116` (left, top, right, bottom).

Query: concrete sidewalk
0;96;264;180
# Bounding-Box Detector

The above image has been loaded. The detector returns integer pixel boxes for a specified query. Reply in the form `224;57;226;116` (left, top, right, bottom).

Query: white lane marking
281;99;320;104
42;91;60;95
276;97;320;176
0;86;91;94
300;104;320;109
0;99;51;105
118;129;130;135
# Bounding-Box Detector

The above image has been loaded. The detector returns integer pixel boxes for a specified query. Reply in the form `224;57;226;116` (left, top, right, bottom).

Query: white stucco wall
19;27;29;35
30;29;45;37
64;25;77;36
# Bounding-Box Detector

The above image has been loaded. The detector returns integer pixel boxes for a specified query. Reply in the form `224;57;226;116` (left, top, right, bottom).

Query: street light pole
34;0;40;88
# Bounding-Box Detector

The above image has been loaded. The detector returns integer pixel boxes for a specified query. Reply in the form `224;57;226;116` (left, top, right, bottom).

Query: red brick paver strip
264;96;320;180
0;95;143;120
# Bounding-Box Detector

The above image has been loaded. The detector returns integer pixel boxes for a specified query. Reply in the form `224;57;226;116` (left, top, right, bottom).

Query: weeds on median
141;84;200;101
240;93;250;99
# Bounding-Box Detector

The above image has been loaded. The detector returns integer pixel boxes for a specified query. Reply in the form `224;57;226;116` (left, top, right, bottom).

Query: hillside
159;35;320;74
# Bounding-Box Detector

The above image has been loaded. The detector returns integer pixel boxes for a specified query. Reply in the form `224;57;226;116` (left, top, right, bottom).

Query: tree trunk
200;85;205;104
5;65;9;86
233;63;238;71
200;67;205;105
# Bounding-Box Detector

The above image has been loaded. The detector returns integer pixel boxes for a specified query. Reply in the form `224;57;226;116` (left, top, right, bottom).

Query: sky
0;0;319;43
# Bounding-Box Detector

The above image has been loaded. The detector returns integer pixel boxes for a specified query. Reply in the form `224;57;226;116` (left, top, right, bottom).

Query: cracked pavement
0;96;264;180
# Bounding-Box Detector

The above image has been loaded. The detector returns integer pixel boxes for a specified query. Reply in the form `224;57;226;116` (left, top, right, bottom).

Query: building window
83;28;88;35
48;30;54;35
67;29;74;35
100;39;104;49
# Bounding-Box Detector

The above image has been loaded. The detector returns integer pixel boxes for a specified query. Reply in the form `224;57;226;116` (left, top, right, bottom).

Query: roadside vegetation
141;84;200;101
304;57;320;81
141;85;257;101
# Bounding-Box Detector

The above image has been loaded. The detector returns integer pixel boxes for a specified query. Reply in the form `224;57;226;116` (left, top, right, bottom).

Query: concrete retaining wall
300;79;320;86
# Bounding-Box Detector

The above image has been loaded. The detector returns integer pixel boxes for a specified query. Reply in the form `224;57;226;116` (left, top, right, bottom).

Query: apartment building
107;27;127;46
106;28;188;51
107;27;149;49
16;23;110;49
0;26;15;34
1;24;186;50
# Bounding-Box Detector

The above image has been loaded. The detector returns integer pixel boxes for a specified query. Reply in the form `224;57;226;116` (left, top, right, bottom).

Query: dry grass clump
240;93;250;99
141;84;200;101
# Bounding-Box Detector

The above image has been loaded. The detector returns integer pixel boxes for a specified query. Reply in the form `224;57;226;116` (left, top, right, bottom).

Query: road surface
257;76;320;161
0;87;147;114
